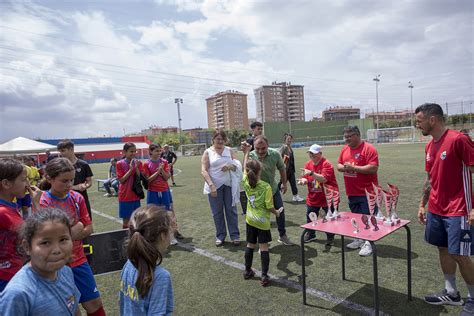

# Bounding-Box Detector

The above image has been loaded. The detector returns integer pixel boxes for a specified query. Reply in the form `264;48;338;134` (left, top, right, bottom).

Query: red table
300;212;412;315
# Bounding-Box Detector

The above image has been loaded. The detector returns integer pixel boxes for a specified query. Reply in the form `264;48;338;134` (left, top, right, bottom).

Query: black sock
260;250;270;276
245;247;254;271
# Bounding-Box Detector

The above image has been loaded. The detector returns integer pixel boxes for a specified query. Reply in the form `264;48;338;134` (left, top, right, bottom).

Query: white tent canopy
0;137;56;155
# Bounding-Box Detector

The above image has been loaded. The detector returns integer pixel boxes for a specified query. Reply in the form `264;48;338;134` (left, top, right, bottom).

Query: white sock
444;274;457;295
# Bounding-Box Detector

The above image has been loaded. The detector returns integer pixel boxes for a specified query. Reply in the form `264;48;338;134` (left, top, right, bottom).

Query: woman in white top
201;129;242;247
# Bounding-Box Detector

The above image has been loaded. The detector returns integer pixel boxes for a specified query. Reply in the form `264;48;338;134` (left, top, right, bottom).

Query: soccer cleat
462;298;474;315
358;241;372;256
304;234;317;243
243;269;255;280
325;236;335;246
104;193;112;197
215;239;224;247
170;238;178;246
424;289;464;306
278;235;293;245
346;239;365;249
175;232;184;240
261;275;270;287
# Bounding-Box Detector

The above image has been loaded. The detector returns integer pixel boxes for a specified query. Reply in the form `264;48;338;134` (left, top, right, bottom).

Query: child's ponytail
245;159;261;188
126;206;171;297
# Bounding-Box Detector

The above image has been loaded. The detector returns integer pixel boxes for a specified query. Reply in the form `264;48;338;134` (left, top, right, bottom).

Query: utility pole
408;81;414;142
175;98;183;155
373;74;381;132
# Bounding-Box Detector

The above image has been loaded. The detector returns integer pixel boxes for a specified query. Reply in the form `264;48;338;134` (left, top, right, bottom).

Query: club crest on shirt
355;153;361;159
440;151;447;160
66;295;76;311
426;153;431;162
76;168;82;173
249;195;256;209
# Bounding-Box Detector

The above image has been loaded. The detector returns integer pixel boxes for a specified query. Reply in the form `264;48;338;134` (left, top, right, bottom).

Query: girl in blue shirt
0;207;81;316
120;205;174;315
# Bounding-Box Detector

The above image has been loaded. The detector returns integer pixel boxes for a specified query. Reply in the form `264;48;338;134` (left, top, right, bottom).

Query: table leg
301;229;307;305
370;241;379;316
341;235;346;280
404;225;412;301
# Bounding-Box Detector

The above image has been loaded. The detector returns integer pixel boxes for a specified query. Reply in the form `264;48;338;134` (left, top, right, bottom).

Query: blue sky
0;0;472;142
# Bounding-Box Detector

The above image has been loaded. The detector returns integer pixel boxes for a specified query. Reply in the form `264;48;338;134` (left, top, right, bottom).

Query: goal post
180;143;207;156
367;126;416;143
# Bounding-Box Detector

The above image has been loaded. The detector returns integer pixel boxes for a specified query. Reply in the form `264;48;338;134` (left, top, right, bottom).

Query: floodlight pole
373;75;381;131
175;98;183;155
408;81;414;142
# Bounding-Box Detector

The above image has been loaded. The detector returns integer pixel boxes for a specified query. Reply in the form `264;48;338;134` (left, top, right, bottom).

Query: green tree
226;129;248;147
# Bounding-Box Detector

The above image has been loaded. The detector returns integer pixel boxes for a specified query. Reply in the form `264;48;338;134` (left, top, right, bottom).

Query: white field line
91;209;387;316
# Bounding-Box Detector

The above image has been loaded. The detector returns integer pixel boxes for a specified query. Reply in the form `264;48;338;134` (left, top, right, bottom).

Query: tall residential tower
206;91;249;130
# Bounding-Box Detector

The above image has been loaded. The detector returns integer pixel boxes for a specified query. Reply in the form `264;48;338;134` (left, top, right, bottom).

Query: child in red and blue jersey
117;142;142;229
144;144;171;210
38;158;105;316
0;158;28;292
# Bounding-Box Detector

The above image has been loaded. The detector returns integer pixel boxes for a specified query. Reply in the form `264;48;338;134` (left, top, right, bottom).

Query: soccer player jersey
338;141;379;196
425;129;474;216
144;159;170;192
39;191;91;267
302;158;339;207
0;199;24;281
242;174;274;230
117;159;141;202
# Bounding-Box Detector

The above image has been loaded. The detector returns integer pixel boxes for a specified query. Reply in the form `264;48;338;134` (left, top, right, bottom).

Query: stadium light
175;98;183;154
373;75;381;130
408;81;414;142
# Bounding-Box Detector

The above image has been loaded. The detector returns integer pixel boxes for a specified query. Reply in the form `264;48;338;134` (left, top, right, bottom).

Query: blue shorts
0;279;8;292
119;200;141;219
425;211;473;256
147;190;171;210
16;194;32;208
348;195;378;215
71;262;100;303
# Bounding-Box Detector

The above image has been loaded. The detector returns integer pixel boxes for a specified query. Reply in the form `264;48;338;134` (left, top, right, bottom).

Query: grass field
87;143;468;315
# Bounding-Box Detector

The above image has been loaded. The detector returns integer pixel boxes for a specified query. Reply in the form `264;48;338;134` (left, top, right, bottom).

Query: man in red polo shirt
416;103;474;314
337;125;379;256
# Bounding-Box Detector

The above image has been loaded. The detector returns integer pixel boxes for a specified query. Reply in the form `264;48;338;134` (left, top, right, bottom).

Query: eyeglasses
343;133;357;139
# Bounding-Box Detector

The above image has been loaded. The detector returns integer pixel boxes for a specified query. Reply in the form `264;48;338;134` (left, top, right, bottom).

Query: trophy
388;183;401;224
309;212;318;226
351;218;360;233
365;188;378;227
320;208;328;223
370;215;379;231
361;215;370;230
332;188;341;219
382;190;394;226
372;183;385;222
323;186;334;220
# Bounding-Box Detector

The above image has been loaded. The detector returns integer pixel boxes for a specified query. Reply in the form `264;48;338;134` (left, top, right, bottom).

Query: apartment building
322;106;361;121
206;91;249;130
254;82;305;123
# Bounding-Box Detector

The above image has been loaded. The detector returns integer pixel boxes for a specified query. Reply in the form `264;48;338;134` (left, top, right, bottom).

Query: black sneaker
462;298;474;315
325;236;335;246
243;269;255;280
304;234;317;243
424;289;464;306
261;275;270;287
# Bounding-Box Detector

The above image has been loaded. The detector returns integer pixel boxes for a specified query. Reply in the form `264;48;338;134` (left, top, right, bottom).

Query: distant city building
206;91;249;130
254;82;305;123
136;126;178;136
322;106;360;121
365;110;413;121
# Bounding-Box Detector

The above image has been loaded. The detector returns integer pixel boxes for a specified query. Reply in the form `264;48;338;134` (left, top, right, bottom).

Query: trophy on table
323;186;334;220
320;208;328;223
309;212;318;226
351;218;360;233
361;215;370;230
387;183;401;224
332;188;341;219
382;190;394;226
370;215;379;231
372;183;385;222
365;188;379;231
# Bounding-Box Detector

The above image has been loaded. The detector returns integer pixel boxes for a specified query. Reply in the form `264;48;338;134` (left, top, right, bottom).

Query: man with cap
336;125;379;256
298;144;339;245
